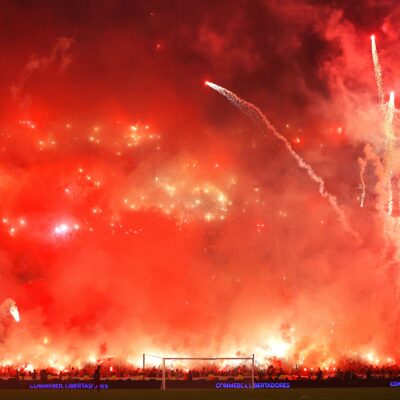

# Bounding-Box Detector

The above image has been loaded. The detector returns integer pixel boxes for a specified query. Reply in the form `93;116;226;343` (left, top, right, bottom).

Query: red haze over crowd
0;0;400;370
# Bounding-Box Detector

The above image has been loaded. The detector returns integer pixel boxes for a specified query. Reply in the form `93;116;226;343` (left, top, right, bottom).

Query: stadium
2;0;400;399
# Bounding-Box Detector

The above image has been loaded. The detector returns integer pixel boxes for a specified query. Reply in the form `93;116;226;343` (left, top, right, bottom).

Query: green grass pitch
0;388;400;400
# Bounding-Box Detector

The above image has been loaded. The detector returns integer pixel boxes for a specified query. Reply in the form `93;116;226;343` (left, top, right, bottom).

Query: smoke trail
205;81;358;238
358;157;367;208
371;35;394;218
384;92;395;216
379;93;398;272
371;35;385;106
385;91;395;141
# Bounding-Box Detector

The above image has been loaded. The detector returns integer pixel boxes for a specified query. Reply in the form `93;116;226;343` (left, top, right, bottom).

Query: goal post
143;354;255;390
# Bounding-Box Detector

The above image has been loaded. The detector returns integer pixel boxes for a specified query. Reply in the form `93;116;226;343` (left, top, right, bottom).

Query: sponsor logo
215;382;290;389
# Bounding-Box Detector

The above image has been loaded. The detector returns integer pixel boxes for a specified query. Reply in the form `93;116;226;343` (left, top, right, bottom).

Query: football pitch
1;388;400;400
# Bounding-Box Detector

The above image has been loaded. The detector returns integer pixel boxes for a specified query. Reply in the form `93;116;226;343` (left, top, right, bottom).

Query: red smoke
0;0;400;370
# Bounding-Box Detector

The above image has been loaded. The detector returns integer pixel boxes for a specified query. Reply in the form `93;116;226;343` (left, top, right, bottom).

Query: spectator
94;365;101;391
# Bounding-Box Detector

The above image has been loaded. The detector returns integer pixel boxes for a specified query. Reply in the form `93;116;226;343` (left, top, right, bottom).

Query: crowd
0;362;400;381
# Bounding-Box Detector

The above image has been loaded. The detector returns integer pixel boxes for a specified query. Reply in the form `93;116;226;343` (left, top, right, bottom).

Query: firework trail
371;35;385;106
205;81;357;238
371;36;396;219
0;298;20;323
358;157;367;208
370;36;395;218
385;91;395;143
384;92;395;216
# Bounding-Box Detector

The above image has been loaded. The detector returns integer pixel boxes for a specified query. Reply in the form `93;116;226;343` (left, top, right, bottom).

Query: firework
370;35;385;105
0;299;20;323
205;81;358;238
1;6;400;372
9;305;20;323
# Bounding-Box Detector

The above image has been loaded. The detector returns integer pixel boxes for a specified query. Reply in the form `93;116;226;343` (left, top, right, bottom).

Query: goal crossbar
163;357;253;360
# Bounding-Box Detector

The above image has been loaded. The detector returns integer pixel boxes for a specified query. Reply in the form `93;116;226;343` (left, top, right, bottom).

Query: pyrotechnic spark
386;91;395;139
383;92;395;217
265;338;292;359
53;222;80;236
2;31;400;371
9;305;20;322
54;223;69;235
18;120;36;129
1;299;20;322
369;37;397;240
371;35;385;105
205;81;358;238
123;162;233;222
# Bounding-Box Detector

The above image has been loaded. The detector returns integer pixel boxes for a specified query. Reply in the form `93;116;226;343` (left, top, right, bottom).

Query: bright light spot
18;120;36;129
9;304;20;322
88;355;97;364
204;213;214;222
25;364;34;372
265;338;291;359
217;193;226;203
365;351;375;363
54;223;69;235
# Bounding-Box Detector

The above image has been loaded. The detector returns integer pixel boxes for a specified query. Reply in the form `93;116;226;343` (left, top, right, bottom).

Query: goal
142;353;255;389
